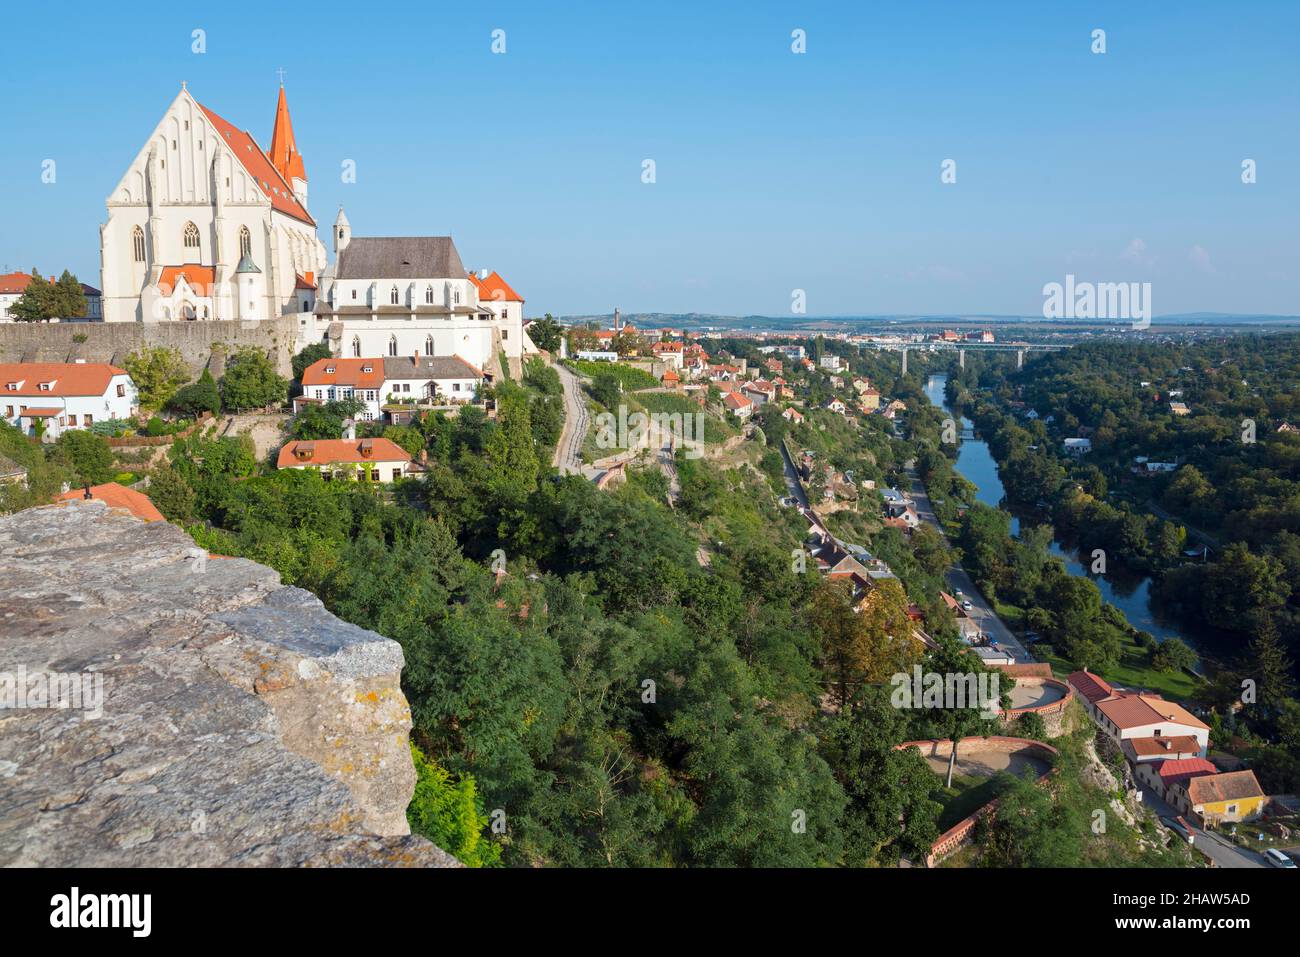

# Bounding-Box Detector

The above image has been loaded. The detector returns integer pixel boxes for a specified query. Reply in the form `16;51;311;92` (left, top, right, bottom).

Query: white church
99;84;534;375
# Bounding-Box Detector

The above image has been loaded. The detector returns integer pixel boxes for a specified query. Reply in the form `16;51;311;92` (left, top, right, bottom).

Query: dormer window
39;381;55;391
362;365;373;373
325;366;336;374
5;381;21;391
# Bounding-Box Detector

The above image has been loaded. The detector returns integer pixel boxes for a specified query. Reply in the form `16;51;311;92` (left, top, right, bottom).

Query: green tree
125;346;191;411
52;271;89;319
1151;637;1197;673
7;270;53;322
407;742;501;867
167;368;221;417
291;398;364;440
526;315;563;354
53;430;115;485
220;347;287;411
145;465;196;522
292;342;333;381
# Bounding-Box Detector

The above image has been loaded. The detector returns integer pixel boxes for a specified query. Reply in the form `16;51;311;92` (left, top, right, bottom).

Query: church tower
269;82;308;208
334;207;351;256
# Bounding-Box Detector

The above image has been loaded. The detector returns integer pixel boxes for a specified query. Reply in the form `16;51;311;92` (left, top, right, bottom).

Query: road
553;362;589;476
1138;787;1264;868
904;465;1032;663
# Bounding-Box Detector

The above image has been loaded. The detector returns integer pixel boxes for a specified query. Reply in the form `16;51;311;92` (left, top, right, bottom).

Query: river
923;374;1187;644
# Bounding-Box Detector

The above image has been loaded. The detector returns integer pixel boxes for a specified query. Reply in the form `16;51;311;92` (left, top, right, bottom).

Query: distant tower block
1016;348;1025;370
900;347;908;375
958;348;965;369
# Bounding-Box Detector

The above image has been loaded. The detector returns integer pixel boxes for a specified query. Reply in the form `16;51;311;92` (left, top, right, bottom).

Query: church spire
269;82;306;187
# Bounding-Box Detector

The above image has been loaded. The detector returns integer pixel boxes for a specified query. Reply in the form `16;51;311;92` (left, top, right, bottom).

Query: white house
1091;691;1209;757
304;220;535;374
819;355;842;371
1;362;137;440
297;354;485;422
0;272;102;321
297;358;387;421
99;84;326;323
1063;437;1092;456
382;355;484;405
276;438;413;483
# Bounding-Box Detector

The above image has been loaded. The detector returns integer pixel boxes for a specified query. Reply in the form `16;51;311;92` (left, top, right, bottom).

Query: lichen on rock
0;500;459;867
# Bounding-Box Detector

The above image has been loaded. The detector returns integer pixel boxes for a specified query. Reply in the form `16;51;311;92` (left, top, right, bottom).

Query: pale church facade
99;84;325;324
303;208;536;375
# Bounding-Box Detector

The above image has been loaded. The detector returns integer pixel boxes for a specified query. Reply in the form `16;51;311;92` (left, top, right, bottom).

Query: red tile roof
722;392;753;411
1156;758;1218;787
268;85;306;185
1128;735;1202;757
467;270;523;303
1067;670;1114;705
198;100;314;226
277;438;411;469
1095;692;1209;732
0;362;127;398
56;483;165;523
158;264;216;293
1185;770;1265;806
301;358;386;390
0;271;34;295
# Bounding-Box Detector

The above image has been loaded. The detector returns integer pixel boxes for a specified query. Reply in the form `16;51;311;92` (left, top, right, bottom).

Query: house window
132;226;146;262
502;330;508;340
390;286;399;305
370;468;380;481
239;226;251;258
116;384;125;397
388;337;398;357
183;222;200;250
83;414;92;426
391;469;401;481
351;289;357;300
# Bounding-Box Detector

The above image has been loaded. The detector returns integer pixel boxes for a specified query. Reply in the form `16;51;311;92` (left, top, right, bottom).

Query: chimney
82;483;93;500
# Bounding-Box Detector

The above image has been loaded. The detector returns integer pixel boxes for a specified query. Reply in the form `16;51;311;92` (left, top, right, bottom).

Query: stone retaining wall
897;736;1060;867
0;317;298;378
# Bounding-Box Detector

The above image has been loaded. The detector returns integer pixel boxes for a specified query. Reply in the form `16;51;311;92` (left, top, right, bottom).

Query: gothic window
132;226;146;262
390;285;399;305
453;289;461;305
239;226;251;258
388;336;398;357
425;335;434;355
352;336;361;358
425;285;433;304
181;302;196;320
183;222;200;251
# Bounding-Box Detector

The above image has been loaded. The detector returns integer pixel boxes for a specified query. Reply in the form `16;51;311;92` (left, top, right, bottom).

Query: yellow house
1177;770;1267;826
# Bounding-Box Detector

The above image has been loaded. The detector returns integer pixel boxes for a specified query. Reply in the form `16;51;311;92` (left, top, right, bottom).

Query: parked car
962;600;973;610
1264;849;1297;868
1161;816;1195;845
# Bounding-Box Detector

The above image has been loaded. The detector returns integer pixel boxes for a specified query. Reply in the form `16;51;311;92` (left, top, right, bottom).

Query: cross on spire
276;67;286;87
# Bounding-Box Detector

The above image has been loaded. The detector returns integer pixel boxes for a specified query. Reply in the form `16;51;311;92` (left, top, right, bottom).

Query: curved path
553;362;590;476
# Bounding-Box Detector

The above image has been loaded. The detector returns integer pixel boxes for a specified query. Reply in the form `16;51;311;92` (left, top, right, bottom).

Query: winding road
553;362;589;476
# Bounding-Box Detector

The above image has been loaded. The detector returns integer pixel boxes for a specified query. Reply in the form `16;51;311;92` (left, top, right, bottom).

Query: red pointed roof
197;100;314;226
467;270;523;303
269;85;306;185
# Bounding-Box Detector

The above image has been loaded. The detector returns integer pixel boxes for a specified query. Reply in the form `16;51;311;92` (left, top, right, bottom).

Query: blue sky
0;1;1296;317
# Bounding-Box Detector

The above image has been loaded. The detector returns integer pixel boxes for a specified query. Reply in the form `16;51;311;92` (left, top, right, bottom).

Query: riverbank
922;374;1207;700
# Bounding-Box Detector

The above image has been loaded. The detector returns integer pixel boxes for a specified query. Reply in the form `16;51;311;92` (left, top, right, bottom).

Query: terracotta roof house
55;482;165;523
1124;735;1204;763
277;438;414;483
722;391;754;419
1174;770;1267;825
1067;670;1114;707
1155;757;1218;790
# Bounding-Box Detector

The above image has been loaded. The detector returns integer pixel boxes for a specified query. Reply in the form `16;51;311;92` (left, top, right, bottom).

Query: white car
961;600;973;610
1264;849;1297;868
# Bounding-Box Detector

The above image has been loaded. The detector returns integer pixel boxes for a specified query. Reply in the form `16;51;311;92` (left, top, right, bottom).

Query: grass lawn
930;771;1012;832
1036;629;1203;700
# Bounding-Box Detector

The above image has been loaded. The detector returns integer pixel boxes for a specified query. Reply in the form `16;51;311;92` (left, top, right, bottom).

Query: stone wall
0;500;459;867
0;317;299;378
